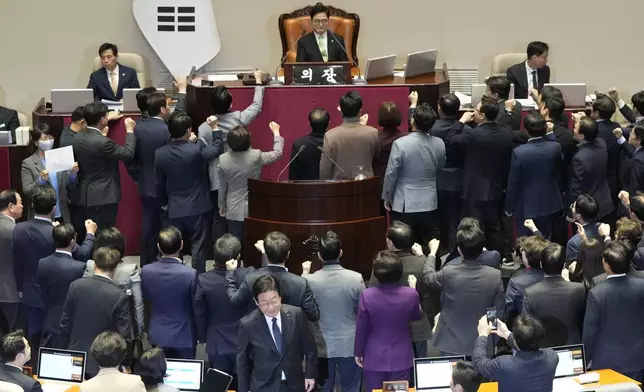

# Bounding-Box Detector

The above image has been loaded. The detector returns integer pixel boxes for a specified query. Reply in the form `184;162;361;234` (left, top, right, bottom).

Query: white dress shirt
55;250;72;257
525;61;538;91
606;273;626;280
33;215;52;224
106;64;120;89
264;313;286;380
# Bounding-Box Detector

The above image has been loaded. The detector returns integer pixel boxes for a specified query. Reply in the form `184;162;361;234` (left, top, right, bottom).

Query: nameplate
292;65;346;86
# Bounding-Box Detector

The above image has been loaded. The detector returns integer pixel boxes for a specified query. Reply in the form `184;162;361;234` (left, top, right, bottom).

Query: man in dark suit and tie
486;76;522;131
296;3;349;63
226;231;320;322
87;43;140;102
443;218;501;269
522;243;586;347
540;96;577;187
237;275;317;392
0;190;23;334
506;41;551;99
614;126;644;195
565;194;603;263
36;224;86;349
142;226;198;359
0;105;20;144
0;330;43;392
155;113;224;273
590;94;621;209
60;247;132;377
289;108;328;181
73;102;136;230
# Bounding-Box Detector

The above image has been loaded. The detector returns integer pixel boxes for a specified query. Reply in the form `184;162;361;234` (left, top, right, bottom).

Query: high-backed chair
490;53;526;77
278;5;360;72
92;53;148;87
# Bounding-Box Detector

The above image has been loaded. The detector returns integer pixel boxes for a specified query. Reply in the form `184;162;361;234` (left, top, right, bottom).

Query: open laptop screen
414;355;465;390
165;359;204;391
552;344;586;378
37;347;86;383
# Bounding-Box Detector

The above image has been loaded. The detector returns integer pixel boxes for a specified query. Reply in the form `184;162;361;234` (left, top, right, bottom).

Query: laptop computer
122;87;162;112
470;83;516;107
544;83;587;108
414;355;465;392
51;89;94;113
364;55;396;81
553;344;586;378
198;368;233;392
403;49;438;78
165;359;204;391
37;347;86;392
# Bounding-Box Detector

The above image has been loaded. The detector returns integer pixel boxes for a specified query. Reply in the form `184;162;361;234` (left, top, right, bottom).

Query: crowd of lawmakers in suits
4;13;644;390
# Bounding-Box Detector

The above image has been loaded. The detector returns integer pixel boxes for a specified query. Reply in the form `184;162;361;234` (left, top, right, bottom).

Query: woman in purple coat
354;250;423;392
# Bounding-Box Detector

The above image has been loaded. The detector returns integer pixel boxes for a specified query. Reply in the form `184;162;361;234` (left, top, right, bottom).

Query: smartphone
486;307;498;330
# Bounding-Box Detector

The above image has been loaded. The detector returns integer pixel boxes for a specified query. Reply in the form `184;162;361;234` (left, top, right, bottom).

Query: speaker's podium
244;177;385;279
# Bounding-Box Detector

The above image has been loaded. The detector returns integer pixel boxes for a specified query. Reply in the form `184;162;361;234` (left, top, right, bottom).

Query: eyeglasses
258;298;281;309
313;19;329;25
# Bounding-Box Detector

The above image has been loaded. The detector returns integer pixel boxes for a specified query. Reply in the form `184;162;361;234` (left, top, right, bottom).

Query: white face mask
38;140;54;151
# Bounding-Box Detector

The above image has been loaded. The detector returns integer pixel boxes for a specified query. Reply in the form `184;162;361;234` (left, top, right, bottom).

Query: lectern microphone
270;31;306;86
327;29;367;85
277;145;306;182
317;145;350;179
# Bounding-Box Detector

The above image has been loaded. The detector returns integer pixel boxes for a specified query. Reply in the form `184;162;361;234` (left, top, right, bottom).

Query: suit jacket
237;304;317;392
0;214;20;303
505;267;545;314
79;368;145;392
566;222;601;263
295;32;349;63
289;132;325;181
0;106;20;144
304;263;365;358
584;275;644;373
73;127;136;206
60;275;132;375
473;334;558;392
155;138;223;219
141;258;198;349
226;264;320;322
382;132;446;213
0;364;42;392
505;138;563;218
567;138;614;219
131;117;170;197
87;63;140;101
319;122;380;180
36;251;85;337
444;250;501;269
217;135;284;221
20;153;74;222
430;117;470;192
506;62;551;99
618;143;644;195
447;121;513;201
13;219;94;308
373;128;405;188
522;276;586;346
495;99;523;131
597;119;622;187
195;265;255;356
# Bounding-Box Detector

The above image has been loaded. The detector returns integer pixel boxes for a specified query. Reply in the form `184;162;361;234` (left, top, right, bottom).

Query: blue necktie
272;317;282;353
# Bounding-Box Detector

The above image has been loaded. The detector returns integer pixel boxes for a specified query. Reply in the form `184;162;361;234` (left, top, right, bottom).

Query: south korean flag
133;0;221;77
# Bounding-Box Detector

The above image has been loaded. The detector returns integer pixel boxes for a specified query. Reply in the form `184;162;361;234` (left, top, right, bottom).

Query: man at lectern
296;3;349;63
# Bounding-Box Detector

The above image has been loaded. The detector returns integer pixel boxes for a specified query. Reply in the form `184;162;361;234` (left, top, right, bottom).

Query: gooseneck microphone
317;145;350;179
277;145;306;182
271;31;307;86
327;29;367;85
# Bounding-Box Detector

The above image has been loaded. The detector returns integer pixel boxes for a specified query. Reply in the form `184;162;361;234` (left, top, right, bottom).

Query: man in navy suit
565;194;603;263
296;3;349;63
614;125;644;196
505;113;563;238
506;41;551;99
87;43;140;102
142;226;198;359
155;112;223;273
590;94;621;211
36;224;85;349
443;217;501;269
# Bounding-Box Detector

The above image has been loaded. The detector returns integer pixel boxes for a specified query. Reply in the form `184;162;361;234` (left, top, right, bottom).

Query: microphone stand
327;29;367;85
271;32;306;86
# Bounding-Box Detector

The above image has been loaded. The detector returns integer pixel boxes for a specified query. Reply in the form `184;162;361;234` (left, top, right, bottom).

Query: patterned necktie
318;34;328;62
110;71;118;95
272;317;282;353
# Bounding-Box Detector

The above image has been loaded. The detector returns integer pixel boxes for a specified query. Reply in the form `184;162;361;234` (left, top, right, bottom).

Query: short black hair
0;330;27;362
214;234;242;264
631;91;644;115
31;184;57;216
71;106;85;123
136;87;158;114
134;348;167;386
540;85;562;102
631;195;644;221
541;243;565;275
210;86;233;114
93;247;122;272
602;241;631;274
0;190;19;211
53;224;76;248
319;231;342;261
521;236;549;269
387;220;413;251
227;126;251;152
457;226;486;260
309;2;330;19
28;123;55;154
438;93;461;117
90;331;126;368
451;361;482;392
527;41;549;58
512;314;545;351
339;91;363;118
412;103;437;132
632;126;644;145
592;94;616;120
167;112;192;139
577;117;598;141
524;112;548;138
264;231;291;264
373;250;403;283
146;92;167;117
98;43;118;57
486;76;512;100
252;274;281;300
543;95;565;119
158;226;182;255
377;102;402;129
96;227;126;256
478;96;500;121
574;194;599;222
458;217;481;231
309;108;330;134
83;102;109;127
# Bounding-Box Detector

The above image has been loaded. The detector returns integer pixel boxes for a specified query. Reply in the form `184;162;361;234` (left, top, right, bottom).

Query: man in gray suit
383;103;445;255
0;190;24;334
301;231;364;392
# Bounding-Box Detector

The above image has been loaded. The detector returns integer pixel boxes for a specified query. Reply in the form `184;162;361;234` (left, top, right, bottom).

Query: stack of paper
516;97;538;109
454;91;472;105
207;74;239;82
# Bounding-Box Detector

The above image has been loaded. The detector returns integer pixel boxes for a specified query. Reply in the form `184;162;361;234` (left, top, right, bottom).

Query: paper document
44;146;75;173
552;377;582;392
393;71;405;77
516;97;538;108
454;91;472;105
101;99;121;105
207;74;239;82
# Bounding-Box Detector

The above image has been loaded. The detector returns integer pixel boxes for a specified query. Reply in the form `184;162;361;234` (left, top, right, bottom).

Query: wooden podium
244;177;386;279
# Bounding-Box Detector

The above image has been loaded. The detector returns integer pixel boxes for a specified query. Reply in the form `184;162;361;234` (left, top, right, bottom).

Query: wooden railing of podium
244;177;386;279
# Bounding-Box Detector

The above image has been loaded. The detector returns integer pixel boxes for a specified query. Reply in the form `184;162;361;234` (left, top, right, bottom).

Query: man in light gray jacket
302;231;364;392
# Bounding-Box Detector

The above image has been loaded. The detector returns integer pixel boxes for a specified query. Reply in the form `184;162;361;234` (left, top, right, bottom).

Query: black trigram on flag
157;6;196;32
